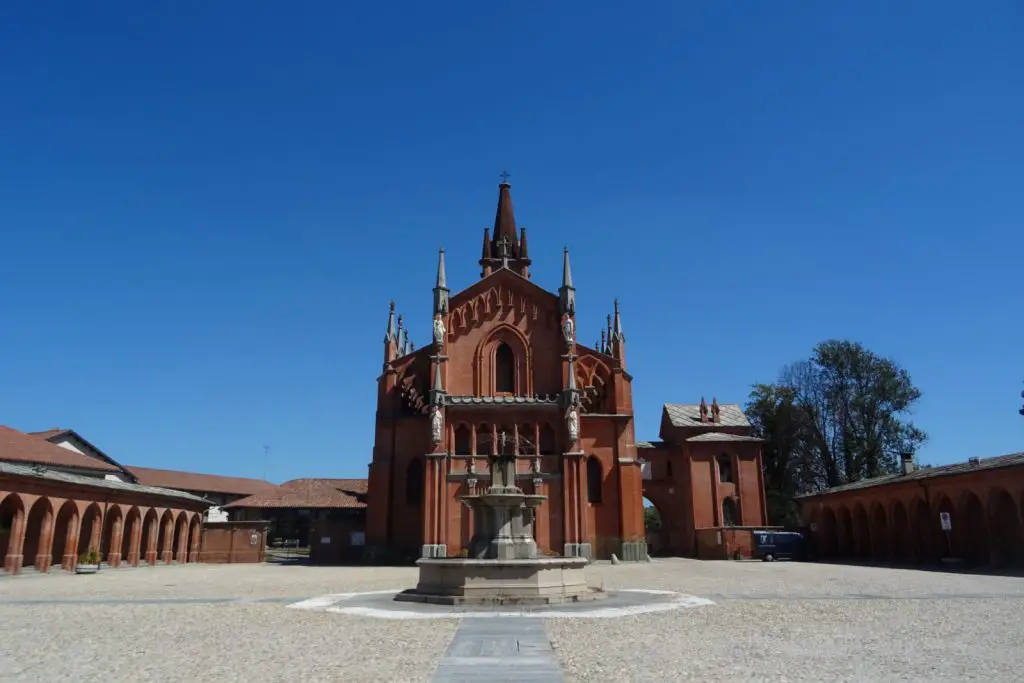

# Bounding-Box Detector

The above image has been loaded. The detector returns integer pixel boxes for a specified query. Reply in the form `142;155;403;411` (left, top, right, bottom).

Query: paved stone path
432;617;563;682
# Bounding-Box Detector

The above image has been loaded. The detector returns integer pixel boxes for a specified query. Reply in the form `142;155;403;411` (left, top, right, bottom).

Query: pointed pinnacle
436;247;447;289
561;247;574;289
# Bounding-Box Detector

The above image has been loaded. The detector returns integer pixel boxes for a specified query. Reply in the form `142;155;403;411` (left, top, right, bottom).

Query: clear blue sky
1;2;1020;481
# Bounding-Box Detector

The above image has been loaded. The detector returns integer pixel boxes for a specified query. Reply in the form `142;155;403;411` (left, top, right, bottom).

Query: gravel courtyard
1;559;1022;682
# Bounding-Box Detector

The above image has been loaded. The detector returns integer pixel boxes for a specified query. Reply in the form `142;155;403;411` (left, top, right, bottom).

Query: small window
722;497;738;526
587;456;603;504
495;343;515;393
538;423;556;455
454;426;471;456
717;454;733;484
405;458;423;505
518;424;535;455
666;460;673;479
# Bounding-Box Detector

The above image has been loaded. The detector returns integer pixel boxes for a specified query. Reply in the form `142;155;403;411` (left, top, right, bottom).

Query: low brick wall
199;521;270;564
694;526;785;560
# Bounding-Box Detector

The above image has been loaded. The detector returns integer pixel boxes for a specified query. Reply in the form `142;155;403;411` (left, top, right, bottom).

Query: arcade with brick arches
364;179;769;561
798;453;1024;568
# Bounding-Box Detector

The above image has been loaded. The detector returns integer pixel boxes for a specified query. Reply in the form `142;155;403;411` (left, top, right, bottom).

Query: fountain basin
394;556;605;606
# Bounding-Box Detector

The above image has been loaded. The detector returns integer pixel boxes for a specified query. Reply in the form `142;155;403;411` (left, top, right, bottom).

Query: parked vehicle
753;531;806;562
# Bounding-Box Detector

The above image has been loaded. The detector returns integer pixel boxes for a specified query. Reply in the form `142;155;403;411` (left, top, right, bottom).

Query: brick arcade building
364;179;769;561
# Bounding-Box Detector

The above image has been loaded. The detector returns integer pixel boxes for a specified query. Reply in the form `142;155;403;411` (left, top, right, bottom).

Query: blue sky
1;2;1020;481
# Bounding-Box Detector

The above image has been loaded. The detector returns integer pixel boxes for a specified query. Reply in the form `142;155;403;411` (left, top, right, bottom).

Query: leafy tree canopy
746;340;926;524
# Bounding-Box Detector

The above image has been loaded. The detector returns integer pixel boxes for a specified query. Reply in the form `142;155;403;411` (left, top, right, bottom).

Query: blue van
753;531;806;562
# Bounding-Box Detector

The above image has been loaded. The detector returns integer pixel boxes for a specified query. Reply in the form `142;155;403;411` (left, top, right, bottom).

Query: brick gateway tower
365;178;647;561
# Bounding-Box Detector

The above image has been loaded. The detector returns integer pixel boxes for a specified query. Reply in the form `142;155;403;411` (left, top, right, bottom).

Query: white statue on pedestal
562;316;574;346
433;316;446;347
430;405;443;444
566;407;579;443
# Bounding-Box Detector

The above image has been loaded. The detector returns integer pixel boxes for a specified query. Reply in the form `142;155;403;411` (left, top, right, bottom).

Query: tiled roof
127;465;274;496
637;440;666;449
0;460;209;505
686;433;763;443
446;395;561;406
664;404;750;428
796;452;1024;499
225;478;368;510
0;426;120;472
28;428;70;440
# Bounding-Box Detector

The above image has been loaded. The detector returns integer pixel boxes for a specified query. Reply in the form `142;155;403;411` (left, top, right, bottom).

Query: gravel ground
2;559;1023;682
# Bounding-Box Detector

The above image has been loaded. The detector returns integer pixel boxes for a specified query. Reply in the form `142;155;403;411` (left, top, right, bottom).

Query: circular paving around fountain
287;588;713;619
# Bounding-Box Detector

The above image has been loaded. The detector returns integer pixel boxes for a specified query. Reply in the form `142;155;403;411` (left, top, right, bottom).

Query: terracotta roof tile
127;465;275;496
225;478;368;509
0;426;120;472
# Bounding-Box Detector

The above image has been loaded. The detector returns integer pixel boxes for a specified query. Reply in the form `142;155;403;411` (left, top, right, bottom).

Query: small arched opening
819;507;838;558
957;492;988;566
22;497;52;570
454;425;471;456
141;509;159;565
172;512;188;563
51;500;78;569
722;497;739;527
122;507;141;566
716;454;734;484
77;503;103;560
989;489;1024;567
157;510;174;563
406;458;424;506
837;507;854;558
852;504;871;559
538;424;556;456
0;494;25;571
643;496;665;556
101;506;122;565
869;503;889;561
586;456;603;504
890;500;911;564
495;343;516;394
187;515;202;563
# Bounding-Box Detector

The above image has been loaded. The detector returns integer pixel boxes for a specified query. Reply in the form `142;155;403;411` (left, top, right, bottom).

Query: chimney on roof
968;456;980;466
710;397;721;424
699;397;709;424
900;452;914;475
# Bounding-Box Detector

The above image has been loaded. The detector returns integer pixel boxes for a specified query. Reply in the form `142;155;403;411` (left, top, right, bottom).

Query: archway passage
957;493;988;566
870;504;889;561
141;509;159;565
52;500;78;570
911;499;934;563
172;513;188;563
989;489;1024;567
157;510;174;563
22;498;52;571
818;507;838;558
0;494;25;572
837;508;854;558
77;503;103;561
187;516;201;563
852;505;871;560
122;508;141;566
101;506;122;566
642;497;665;556
890;501;911;564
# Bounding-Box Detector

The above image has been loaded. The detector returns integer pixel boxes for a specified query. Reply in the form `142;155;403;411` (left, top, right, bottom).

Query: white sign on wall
249;532;260;546
939;512;952;531
320;536;331;545
350;531;365;547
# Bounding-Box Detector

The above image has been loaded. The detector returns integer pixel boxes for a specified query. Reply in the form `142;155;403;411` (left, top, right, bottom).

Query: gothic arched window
587;456;603;504
405;458;423;505
454;426;471;456
722;497;739;527
717;454;734;484
495;343;515;394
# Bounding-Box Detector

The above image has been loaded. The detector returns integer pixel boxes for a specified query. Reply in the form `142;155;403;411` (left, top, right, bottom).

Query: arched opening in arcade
187;516;201;563
122;507;141;566
852;504;871;560
957;492;989;566
157;510;174;563
643;496;667;556
911;498;935;564
837;507;854;558
52;500;78;570
988;489;1024;567
101;505;122;565
817;507;838;558
22;498;51;571
77;503;103;561
141;509;158;565
869;503;889;561
889;500;912;564
172;513;188;563
0;494;24;572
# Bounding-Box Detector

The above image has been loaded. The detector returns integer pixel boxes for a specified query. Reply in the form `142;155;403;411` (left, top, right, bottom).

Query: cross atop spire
499;169;510;185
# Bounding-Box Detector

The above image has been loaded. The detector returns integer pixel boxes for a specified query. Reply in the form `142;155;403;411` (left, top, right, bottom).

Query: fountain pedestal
395;443;604;606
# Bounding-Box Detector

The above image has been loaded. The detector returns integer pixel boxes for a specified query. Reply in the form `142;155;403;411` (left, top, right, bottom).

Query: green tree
746;340;927;517
643;506;661;532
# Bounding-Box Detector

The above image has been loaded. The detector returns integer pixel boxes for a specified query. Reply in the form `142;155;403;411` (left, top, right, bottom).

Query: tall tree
746;340;927;519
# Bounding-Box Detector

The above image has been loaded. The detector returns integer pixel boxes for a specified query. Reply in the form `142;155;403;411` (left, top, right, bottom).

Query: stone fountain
395;433;604;606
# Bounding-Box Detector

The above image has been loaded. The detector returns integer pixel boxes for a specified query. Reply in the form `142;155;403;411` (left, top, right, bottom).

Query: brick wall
199;522;268;563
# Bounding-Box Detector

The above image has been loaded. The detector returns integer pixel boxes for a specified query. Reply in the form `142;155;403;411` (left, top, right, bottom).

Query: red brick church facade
365;179;767;561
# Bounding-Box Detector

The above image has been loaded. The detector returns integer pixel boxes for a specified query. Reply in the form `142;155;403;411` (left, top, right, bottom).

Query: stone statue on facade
430;405;443;444
562;316;574;346
566;407;579;444
433;316;446;348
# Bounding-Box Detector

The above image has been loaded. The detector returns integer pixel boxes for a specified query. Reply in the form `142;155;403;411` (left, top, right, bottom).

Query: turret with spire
479;173;531;279
610;298;627;368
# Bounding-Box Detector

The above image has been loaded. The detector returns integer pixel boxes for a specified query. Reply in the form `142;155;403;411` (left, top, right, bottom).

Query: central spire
479;173;531;279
